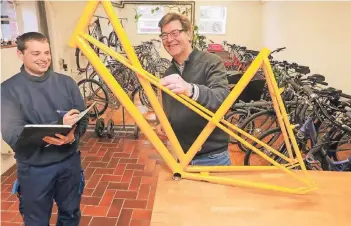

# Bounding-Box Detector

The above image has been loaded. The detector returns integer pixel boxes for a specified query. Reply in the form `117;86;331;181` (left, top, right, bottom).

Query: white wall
1;0;40;174
1;48;23;174
262;1;351;94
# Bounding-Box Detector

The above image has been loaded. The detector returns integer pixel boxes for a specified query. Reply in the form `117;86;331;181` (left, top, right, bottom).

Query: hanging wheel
134;125;139;139
106;119;115;139
95;118;105;137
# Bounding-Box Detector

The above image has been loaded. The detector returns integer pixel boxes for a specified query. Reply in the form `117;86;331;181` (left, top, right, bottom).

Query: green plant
134;8;142;22
192;25;207;51
134;4;191;22
151;6;160;14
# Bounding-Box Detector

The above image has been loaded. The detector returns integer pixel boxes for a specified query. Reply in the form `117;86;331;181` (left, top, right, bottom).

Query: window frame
1;0;20;46
198;6;227;35
136;5;165;35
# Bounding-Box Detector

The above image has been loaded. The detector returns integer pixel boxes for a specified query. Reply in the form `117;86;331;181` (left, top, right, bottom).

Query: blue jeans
190;150;232;166
13;151;84;226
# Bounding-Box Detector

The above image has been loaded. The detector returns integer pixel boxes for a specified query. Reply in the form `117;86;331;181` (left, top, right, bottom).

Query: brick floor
1;122;246;226
1;131;165;226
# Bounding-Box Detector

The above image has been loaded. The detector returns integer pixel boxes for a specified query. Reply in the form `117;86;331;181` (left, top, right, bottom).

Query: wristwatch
188;84;194;98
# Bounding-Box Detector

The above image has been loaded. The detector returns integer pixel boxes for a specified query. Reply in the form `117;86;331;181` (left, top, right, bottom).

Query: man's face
17;40;51;76
160;20;192;58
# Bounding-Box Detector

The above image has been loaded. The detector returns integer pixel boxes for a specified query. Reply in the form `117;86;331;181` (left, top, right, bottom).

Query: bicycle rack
113;105;139;139
69;0;317;195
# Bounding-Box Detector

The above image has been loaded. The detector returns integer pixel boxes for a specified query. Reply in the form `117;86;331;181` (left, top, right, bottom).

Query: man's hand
63;109;80;126
43;125;77;146
155;124;166;137
160;74;193;96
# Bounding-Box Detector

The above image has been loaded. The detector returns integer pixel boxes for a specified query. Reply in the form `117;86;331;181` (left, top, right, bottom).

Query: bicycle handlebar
302;85;313;96
313;96;351;132
287;79;350;131
270;47;286;55
93;15;109;19
316;81;328;86
289;80;301;90
342;125;351;132
340;92;351;99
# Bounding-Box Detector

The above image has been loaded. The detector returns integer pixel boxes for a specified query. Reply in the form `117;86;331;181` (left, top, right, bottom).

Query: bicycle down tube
68;0;317;195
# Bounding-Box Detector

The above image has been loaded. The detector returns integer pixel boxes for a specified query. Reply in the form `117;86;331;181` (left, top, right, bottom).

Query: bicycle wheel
108;31;122;52
155;58;171;76
77;79;109;118
244;127;285;166
130;85;157;112
76;35;108;72
224;110;249;144
335;132;351;161
237;109;278;153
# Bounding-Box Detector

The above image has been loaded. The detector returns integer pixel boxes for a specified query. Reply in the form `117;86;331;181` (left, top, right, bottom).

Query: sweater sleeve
196;57;230;112
68;78;89;140
1;88;26;150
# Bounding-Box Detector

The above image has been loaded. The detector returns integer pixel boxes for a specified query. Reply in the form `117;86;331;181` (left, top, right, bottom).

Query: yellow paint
69;0;316;194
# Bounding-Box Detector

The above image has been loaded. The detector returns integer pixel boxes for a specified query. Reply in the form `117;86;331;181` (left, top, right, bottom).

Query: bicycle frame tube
68;0;317;195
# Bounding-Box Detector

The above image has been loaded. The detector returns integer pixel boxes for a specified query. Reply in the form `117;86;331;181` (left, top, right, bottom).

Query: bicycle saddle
226;71;243;84
295;66;310;75
345;106;351;119
308;74;325;82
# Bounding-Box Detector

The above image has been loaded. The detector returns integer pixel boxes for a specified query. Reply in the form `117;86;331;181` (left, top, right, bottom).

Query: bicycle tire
75;48;82;71
237;109;277;153
335;132;351;161
77;79;109;118
224;109;249;144
131;85;157;112
244;127;284;166
75;35;107;72
108;31;122;52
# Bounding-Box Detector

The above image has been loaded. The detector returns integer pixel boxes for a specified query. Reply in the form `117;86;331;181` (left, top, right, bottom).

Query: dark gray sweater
162;48;230;157
1;65;88;166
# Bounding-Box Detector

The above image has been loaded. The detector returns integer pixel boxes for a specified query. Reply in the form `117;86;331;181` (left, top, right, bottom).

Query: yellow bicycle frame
69;0;317;194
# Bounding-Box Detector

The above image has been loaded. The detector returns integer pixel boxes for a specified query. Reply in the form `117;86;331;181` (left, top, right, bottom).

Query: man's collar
20;64;53;82
171;47;199;66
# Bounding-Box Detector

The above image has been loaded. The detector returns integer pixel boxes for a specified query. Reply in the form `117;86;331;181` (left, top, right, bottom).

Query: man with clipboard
1;32;89;226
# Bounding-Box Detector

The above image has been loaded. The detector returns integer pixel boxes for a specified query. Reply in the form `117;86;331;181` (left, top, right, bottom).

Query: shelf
1;44;17;49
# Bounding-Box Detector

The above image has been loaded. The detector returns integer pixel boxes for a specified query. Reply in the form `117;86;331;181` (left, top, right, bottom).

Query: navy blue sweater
1;65;88;166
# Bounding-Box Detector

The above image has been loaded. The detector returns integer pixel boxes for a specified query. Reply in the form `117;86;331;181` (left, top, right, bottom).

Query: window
1;0;19;43
199;6;227;35
137;5;164;34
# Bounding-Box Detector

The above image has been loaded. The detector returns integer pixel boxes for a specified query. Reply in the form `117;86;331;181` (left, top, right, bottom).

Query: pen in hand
56;110;69;117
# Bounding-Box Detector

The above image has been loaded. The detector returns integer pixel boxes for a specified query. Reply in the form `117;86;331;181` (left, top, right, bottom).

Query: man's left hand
43;125;77;146
160;74;192;96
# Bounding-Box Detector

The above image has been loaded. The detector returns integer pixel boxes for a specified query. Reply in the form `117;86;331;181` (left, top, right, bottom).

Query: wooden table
151;166;351;226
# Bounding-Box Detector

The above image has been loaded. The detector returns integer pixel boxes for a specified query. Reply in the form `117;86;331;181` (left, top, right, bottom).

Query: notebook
71;101;96;124
15;102;96;149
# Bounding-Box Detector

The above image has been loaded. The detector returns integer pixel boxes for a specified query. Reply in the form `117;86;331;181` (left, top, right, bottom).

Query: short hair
158;13;192;33
16;32;48;52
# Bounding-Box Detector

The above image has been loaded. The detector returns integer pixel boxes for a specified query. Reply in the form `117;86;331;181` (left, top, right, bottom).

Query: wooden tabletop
151;166;351;226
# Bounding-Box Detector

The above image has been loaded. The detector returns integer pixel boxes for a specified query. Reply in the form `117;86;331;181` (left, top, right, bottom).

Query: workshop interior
1;0;351;225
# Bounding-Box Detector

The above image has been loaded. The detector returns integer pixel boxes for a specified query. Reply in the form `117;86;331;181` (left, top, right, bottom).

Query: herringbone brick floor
1;130;167;226
1;104;246;226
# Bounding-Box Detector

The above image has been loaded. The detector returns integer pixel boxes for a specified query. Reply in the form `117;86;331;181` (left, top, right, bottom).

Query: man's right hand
63;109;80;126
156;124;166;137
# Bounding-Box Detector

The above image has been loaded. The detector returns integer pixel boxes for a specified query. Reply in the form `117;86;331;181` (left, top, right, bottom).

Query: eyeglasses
159;29;184;40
